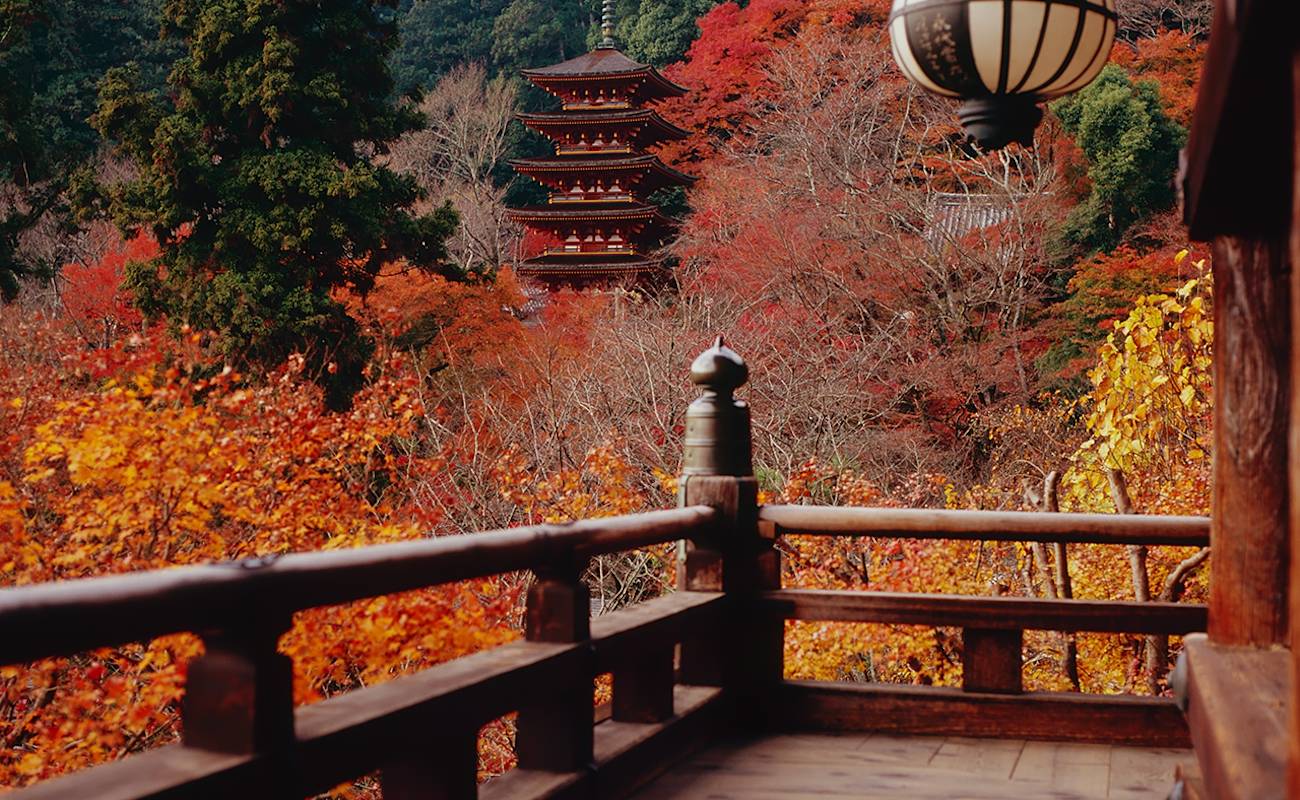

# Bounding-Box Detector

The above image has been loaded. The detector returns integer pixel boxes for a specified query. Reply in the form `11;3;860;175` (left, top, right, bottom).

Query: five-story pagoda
507;1;694;288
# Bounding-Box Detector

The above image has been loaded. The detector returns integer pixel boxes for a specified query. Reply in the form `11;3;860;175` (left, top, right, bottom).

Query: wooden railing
758;504;1209;746
1;339;1211;798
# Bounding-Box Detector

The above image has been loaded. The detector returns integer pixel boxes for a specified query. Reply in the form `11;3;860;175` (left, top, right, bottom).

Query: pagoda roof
522;48;687;99
518;254;664;277
510;154;696;186
518;109;689;141
506;202;674;226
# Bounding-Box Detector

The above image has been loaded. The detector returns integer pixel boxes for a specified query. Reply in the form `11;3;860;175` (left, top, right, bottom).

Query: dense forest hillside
1;0;1212;791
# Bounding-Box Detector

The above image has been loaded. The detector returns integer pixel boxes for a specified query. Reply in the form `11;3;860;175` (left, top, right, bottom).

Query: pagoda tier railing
548;192;634;204
547;245;639;256
1;340;1209;800
556;146;635;156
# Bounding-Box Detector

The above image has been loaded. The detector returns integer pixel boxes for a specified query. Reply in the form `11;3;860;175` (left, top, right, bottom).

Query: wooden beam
380;730;478;800
1211;235;1291;646
517;563;594;774
1289;46;1300;800
478;686;726;800
591;685;725;800
764;589;1207;634
181;617;294;758
11;580;730;799
757;505;1210;546
1183;633;1289;800
4;747;265;800
591;590;725;672
775;680;1189;747
1183;0;1293;239
0;506;719;665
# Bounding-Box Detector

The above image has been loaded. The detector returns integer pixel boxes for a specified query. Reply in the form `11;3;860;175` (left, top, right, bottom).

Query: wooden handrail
11;593;727;800
765;589;1208;635
758;505;1210;546
0;506;719;664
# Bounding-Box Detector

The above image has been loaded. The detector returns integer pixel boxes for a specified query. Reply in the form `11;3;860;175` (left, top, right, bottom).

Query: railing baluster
613;643;675;723
515;560;594;772
182;613;294;756
380;729;479;800
962;627;1023;694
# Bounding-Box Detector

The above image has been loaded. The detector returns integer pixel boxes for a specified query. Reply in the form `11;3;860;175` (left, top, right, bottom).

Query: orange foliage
0;318;516;789
658;0;891;164
59;228;151;348
1110;31;1205;126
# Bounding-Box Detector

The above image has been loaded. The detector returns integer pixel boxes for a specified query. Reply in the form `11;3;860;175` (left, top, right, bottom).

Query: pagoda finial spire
599;0;616;49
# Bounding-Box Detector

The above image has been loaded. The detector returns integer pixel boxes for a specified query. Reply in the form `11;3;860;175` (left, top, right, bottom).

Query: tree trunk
1107;467;1164;694
1026;471;1080;691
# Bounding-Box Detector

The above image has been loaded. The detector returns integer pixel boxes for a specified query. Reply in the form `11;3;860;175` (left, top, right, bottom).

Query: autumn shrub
0;318;517;789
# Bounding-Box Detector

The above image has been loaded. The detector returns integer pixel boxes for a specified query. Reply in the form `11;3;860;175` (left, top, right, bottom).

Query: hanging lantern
889;0;1118;150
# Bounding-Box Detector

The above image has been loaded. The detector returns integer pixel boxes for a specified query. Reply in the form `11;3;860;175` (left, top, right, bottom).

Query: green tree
2;0;173;299
91;0;458;407
598;0;716;66
491;0;590;77
1051;64;1185;256
0;0;49;298
390;0;507;93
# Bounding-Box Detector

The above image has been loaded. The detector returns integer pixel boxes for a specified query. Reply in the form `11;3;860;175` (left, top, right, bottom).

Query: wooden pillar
1287;49;1300;800
677;337;782;726
612;646;675;723
1211;234;1291;647
515;561;594;772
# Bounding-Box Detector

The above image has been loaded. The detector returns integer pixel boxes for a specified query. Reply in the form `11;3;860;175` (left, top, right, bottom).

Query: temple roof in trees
508;5;691;289
510;154;696;186
517;254;659;276
521;49;687;100
507;202;673;225
518;109;689;141
507;203;675;239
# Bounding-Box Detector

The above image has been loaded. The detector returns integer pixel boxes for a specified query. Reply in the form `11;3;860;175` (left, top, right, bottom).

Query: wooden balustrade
758;504;1211;546
2;509;726;800
2;338;1214;798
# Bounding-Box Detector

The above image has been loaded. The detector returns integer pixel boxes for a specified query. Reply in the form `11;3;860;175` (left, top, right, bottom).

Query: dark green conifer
92;0;457;407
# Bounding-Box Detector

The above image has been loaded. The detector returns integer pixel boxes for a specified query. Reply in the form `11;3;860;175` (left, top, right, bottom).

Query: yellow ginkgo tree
1062;250;1213;693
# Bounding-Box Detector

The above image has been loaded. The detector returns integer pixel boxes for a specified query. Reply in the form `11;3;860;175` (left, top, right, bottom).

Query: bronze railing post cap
689;335;748;395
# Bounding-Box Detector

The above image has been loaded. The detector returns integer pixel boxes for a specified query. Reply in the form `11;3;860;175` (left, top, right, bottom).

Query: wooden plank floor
630;732;1192;799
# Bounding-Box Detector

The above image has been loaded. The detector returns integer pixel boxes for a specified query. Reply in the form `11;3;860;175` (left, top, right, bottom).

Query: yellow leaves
16;753;43;776
1062;252;1213;518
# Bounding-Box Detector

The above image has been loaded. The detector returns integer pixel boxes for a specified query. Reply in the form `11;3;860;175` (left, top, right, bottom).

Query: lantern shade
890;0;1118;148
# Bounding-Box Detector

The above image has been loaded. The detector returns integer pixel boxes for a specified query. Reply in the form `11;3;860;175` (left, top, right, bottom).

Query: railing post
183;616;295;754
182;596;294;794
515;558;594;772
962;628;1023;694
677;336;781;724
381;730;479;800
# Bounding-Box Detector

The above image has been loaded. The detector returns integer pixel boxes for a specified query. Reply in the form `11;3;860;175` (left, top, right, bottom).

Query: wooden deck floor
631;732;1191;799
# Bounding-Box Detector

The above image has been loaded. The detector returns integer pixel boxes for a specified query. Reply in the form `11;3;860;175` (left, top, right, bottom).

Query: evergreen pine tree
92;0;458;407
1052;64;1186;257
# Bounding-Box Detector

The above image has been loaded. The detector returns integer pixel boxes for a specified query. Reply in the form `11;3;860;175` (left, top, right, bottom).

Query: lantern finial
958;97;1044;151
